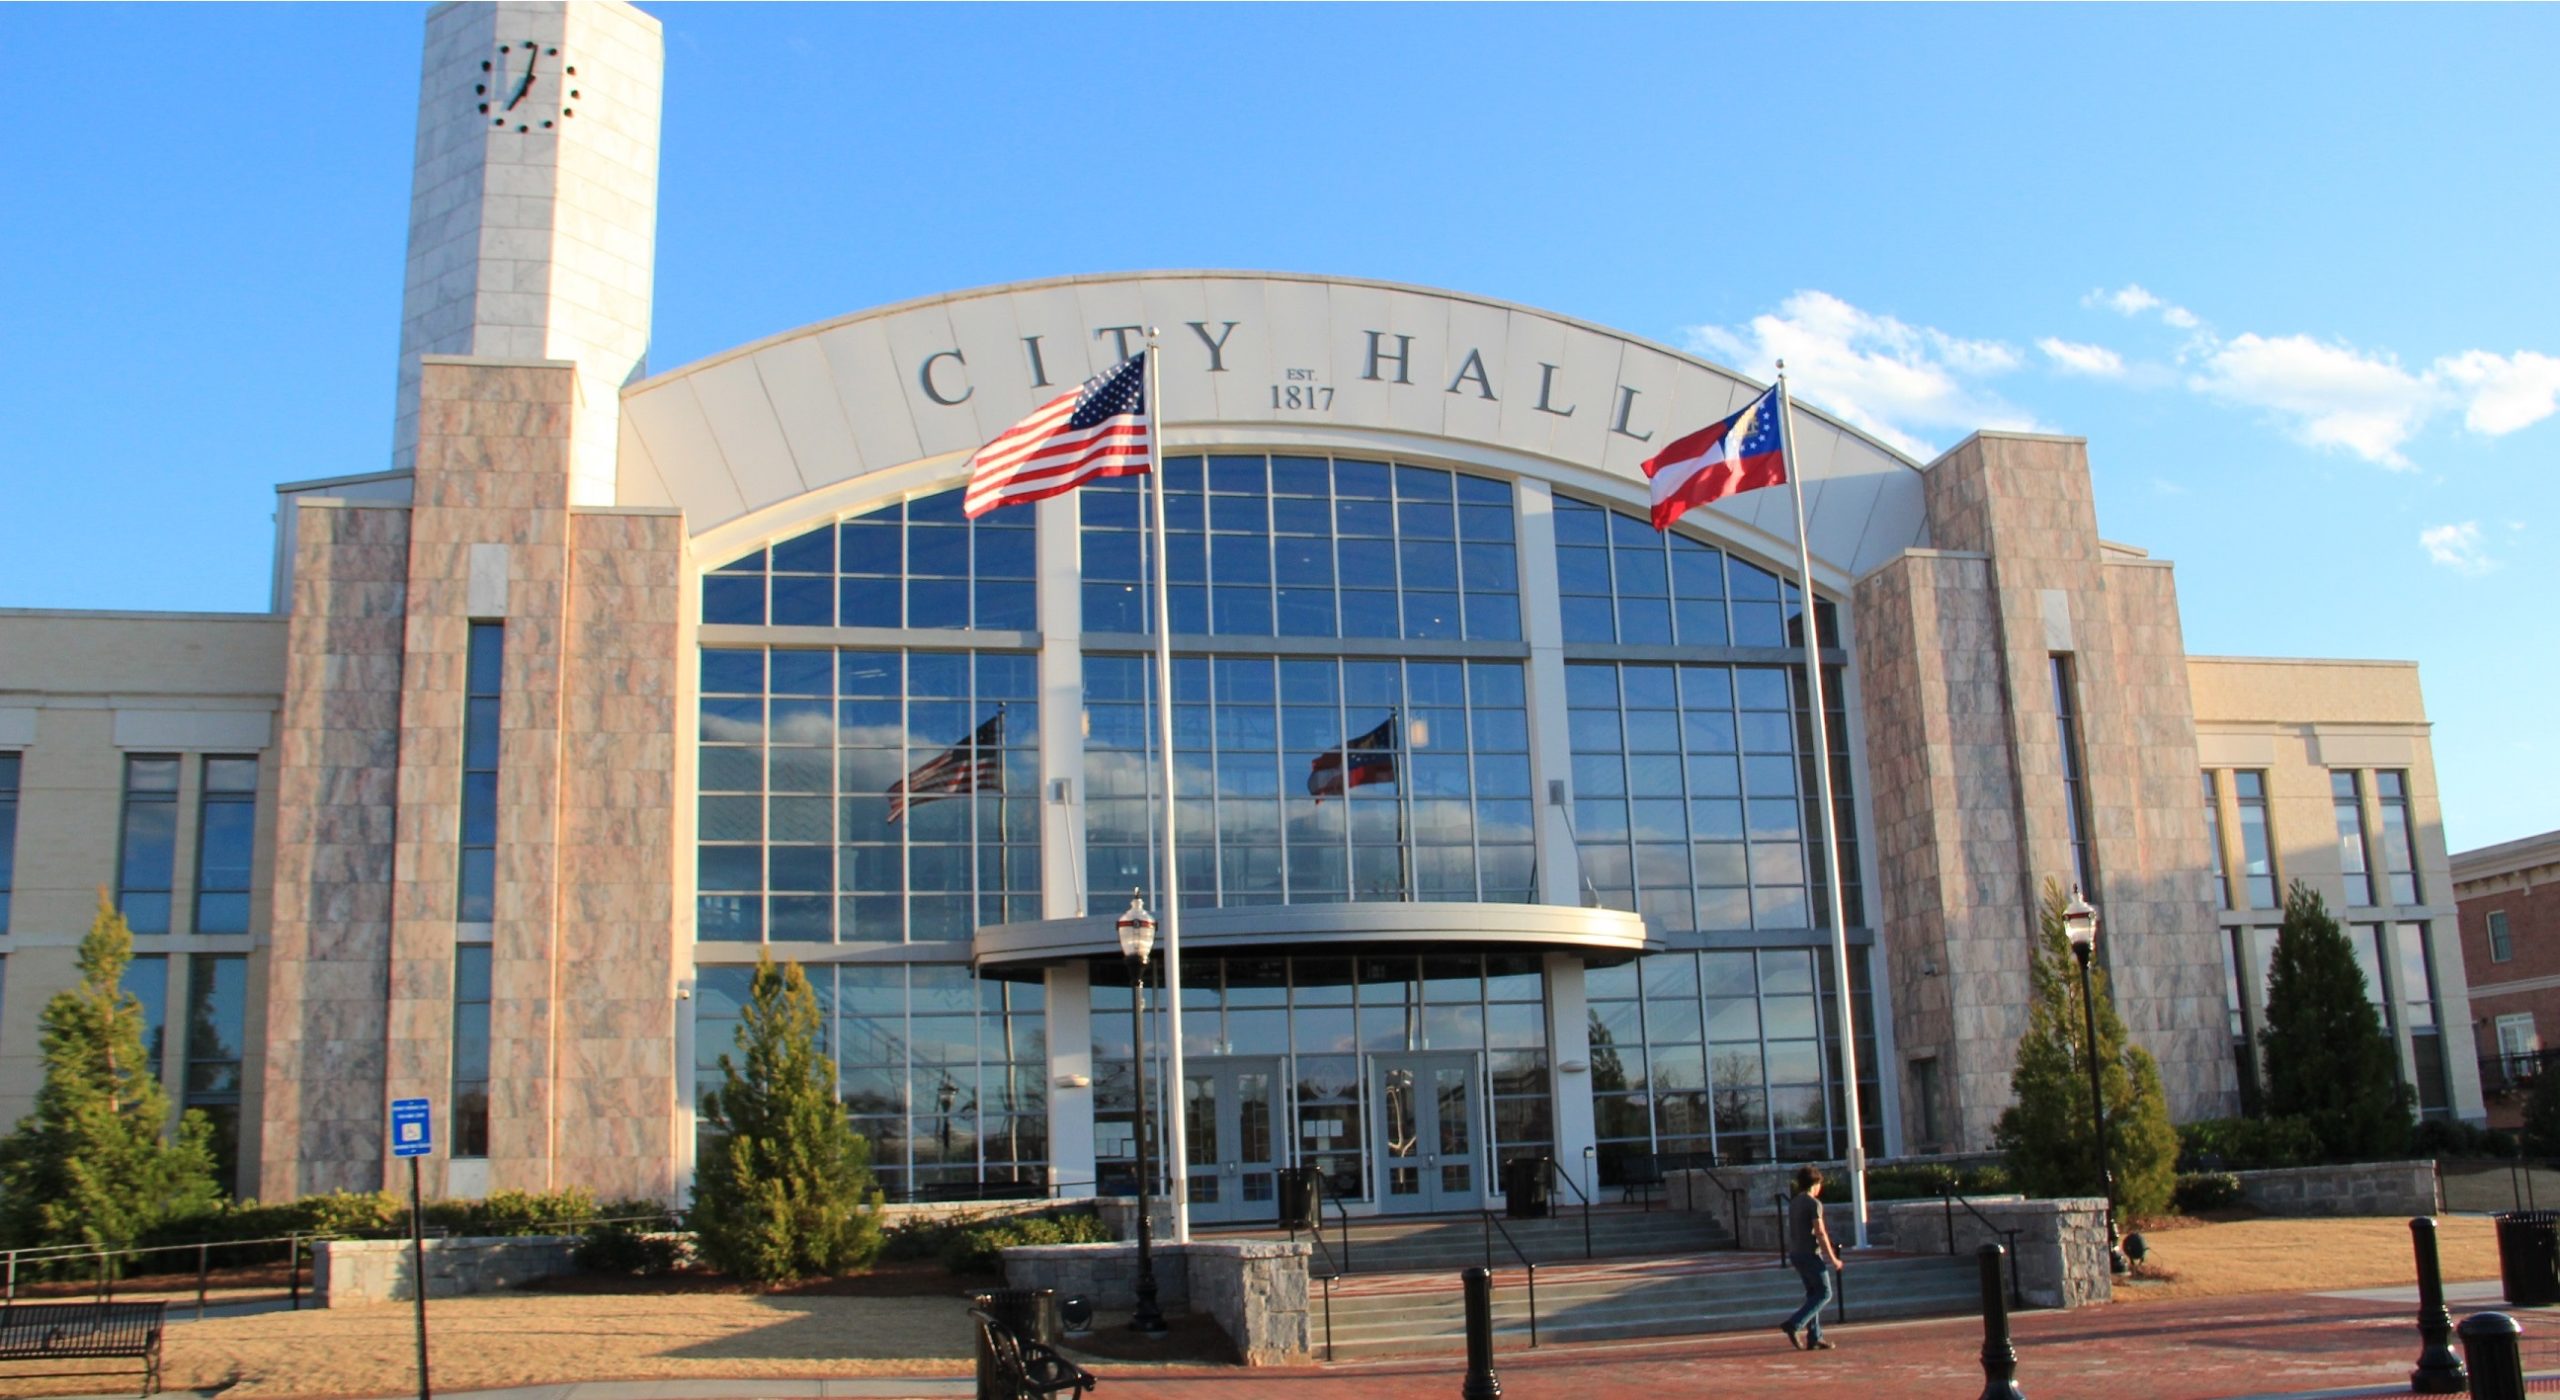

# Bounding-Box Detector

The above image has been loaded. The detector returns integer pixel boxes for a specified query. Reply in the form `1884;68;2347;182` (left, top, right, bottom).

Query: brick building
2456;829;2560;1129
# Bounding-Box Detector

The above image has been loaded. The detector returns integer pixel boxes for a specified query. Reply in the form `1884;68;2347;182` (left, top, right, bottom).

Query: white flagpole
1775;362;1869;1249
1141;332;1192;1243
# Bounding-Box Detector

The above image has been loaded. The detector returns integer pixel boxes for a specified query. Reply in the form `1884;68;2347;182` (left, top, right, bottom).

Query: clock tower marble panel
391;0;663;508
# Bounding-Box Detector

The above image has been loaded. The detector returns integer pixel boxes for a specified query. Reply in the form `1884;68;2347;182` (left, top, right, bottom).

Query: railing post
1460;1266;1502;1400
1945;1185;1957;1255
289;1234;301;1312
2458;1312;2525;1400
197;1241;210;1320
1977;1243;2023;1400
2410;1217;2468;1394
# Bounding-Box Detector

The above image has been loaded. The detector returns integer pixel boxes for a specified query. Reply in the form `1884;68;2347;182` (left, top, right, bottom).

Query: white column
1044;962;1096;1197
1544;952;1598;1202
1035;492;1087;918
1515;481;1580;906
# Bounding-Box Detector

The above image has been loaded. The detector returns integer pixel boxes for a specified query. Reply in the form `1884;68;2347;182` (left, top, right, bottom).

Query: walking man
1779;1164;1845;1351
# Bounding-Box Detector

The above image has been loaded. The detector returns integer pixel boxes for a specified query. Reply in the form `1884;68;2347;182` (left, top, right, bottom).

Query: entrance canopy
971;899;1652;976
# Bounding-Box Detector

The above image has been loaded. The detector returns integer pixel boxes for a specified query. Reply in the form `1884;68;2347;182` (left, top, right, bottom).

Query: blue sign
390;1098;433;1158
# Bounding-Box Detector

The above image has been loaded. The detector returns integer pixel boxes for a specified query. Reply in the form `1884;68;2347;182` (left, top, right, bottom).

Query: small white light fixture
1055;1073;1093;1089
1558;1060;1590;1074
2062;886;2100;953
1116;893;1157;965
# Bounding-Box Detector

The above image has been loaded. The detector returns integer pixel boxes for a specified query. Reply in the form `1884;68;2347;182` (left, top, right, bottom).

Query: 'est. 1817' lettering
1272;368;1332;411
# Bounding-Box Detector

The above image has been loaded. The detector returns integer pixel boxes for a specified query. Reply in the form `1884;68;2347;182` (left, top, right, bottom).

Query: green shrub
2527;1069;2560;1160
2172;1172;2244;1213
576;1219;685;1276
2177;1116;2322;1171
2410;1118;2517;1163
1861;1163;2013;1201
940;1211;1113;1275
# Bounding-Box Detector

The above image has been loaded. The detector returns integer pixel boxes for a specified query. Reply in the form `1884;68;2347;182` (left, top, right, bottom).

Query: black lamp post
937;1078;956;1164
2062;886;2131;1275
1117;894;1167;1334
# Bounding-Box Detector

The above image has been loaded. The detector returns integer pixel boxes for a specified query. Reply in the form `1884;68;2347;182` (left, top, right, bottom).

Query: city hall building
0;0;2484;1213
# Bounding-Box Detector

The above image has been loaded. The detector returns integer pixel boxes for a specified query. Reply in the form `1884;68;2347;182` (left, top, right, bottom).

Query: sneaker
1809;1338;1837;1351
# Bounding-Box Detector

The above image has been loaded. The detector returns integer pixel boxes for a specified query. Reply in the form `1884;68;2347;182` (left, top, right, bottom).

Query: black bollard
1460;1266;1502;1400
2459;1311;2526;1400
2410;1217;2467;1394
1976;1243;2023;1400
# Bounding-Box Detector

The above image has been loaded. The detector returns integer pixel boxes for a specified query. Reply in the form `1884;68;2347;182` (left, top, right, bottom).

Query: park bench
0;1299;165;1397
970;1306;1095;1400
1617;1149;1723;1208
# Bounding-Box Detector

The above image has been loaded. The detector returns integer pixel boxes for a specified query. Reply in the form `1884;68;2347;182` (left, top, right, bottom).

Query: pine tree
0;893;221;1254
1994;881;2179;1218
2260;880;2410;1159
690;953;883;1282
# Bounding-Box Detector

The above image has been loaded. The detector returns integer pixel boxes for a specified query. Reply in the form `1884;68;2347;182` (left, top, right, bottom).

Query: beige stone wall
264;504;411;1197
0;610;286;1192
1854;432;2233;1152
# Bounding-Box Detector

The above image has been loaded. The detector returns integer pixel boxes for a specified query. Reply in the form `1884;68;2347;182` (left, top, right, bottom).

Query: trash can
972;1287;1060;1345
1503;1157;1551;1219
1279;1164;1323;1230
2494;1211;2560;1306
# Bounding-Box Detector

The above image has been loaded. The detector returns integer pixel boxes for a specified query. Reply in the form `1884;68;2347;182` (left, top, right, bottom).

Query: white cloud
2188;333;2444;468
2037;338;2126;378
2420;522;2496;576
2161;306;2201;330
2435;350;2560;436
1687;291;2038;460
2086;283;2201;331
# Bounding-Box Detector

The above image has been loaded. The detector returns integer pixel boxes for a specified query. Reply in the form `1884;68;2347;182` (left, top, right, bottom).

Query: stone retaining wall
315;1235;579;1307
1883;1197;2112;1309
880;1197;1087;1231
1003;1239;1312;1365
2227;1160;2440;1217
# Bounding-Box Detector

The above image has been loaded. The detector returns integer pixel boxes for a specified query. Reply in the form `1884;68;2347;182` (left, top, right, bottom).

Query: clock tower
390;0;662;505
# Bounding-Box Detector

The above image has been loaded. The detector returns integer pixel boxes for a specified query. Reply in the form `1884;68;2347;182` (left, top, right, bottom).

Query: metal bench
970;1306;1095;1400
1618;1149;1722;1208
0;1299;165;1397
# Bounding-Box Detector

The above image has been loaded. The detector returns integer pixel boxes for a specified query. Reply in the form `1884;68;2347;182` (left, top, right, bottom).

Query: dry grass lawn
2113;1213;2501;1303
0;1288;979;1399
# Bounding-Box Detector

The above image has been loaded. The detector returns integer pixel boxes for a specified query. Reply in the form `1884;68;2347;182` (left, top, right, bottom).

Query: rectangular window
194;757;259;935
2202;772;2228;910
452;944;492;1159
2490;910;2514;963
2331;771;2373;907
460;623;502;923
2377;771;2421;905
2051;657;2096;896
2394;921;2438;1031
123;953;168;1076
2497;1013;2538;1065
183;954;247;1187
0;753;18;934
117;755;181;934
2233;771;2276;909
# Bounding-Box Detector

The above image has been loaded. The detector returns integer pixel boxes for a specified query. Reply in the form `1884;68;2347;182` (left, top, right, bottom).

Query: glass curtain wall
1090;953;1550;1202
693;962;1048;1200
1585;948;1877;1180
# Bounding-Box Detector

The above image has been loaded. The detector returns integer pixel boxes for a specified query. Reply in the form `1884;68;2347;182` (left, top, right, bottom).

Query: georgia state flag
1641;384;1787;531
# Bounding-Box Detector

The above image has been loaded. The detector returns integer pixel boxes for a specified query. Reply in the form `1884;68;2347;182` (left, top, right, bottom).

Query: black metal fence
2481;1048;2560;1099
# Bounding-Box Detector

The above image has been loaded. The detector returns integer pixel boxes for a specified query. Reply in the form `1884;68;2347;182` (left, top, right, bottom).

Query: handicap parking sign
390;1098;433;1158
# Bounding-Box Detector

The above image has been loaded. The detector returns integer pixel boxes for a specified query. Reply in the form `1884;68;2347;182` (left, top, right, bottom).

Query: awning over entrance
971;900;1653;976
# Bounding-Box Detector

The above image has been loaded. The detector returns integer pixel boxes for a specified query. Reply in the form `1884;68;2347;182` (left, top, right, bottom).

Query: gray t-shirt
1787;1190;1823;1257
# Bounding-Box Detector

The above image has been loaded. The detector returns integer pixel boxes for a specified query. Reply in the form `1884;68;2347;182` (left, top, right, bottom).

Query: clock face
474;39;580;133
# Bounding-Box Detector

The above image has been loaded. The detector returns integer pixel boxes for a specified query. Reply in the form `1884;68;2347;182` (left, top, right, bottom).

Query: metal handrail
1938;1186;2023;1310
1538;1156;1595;1260
1478;1211;1540;1348
1287;1177;1346;1363
1325;1187;1354;1276
1682;1161;1750;1245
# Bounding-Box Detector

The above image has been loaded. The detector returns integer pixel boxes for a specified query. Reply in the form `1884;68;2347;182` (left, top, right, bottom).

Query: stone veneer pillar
265;356;683;1202
262;503;413;1198
1853;433;2232;1152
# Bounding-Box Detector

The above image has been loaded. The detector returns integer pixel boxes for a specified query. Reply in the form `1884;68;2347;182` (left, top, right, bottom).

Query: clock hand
505;46;538;110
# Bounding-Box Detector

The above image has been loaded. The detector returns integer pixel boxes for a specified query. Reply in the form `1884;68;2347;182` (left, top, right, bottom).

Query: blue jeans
1783;1251;1834;1344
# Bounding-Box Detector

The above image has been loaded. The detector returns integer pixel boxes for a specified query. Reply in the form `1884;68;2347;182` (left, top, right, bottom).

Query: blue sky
1;3;2552;852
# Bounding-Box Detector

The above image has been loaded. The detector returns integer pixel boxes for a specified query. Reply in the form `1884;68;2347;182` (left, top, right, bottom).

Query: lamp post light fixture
1116;893;1167;1334
2062;886;2130;1275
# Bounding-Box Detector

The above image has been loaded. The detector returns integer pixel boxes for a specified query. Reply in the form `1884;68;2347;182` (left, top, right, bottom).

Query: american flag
886;708;1005;823
962;352;1151;518
1307;711;1399;801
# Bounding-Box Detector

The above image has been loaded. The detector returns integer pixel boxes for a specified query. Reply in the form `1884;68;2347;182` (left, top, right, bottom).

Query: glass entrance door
1373;1052;1481;1214
1183;1056;1282;1225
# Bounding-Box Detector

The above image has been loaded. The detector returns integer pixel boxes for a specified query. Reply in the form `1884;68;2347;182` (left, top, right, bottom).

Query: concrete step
1307;1252;1981;1360
1249;1208;1733;1274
